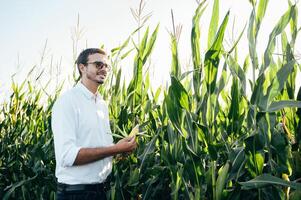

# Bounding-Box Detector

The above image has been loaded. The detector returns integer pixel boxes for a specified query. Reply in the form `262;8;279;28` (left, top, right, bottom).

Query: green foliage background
1;0;301;199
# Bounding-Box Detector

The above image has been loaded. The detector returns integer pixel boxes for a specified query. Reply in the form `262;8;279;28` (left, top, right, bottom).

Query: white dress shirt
51;82;113;184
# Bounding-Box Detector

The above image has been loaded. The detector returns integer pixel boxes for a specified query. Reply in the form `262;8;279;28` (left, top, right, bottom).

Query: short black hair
75;48;107;77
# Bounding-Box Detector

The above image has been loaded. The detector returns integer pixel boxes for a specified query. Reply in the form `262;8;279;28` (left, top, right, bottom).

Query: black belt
57;182;106;192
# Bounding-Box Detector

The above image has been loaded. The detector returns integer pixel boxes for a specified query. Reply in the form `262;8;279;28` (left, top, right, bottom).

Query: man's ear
79;64;86;75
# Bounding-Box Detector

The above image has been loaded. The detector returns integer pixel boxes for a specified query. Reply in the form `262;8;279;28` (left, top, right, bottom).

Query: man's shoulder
53;87;78;109
56;89;73;101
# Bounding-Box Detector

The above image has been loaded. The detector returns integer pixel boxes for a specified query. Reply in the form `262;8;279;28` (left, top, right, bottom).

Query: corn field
1;0;301;199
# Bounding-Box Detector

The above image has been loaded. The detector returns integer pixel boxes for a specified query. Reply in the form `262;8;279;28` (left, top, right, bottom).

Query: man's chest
73;100;112;147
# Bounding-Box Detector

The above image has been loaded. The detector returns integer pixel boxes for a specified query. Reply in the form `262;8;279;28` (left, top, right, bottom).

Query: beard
86;72;105;85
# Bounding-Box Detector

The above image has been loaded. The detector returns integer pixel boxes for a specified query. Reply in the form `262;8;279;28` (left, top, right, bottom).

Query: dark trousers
56;182;107;200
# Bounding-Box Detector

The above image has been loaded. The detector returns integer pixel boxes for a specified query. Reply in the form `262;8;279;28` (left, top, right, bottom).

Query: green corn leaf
170;76;190;111
252;60;295;110
131;36;140;52
255;152;264;175
239;174;301;190
132;25;159;101
119;36;131;50
296;87;301;142
265;100;301;112
228;78;240;133
226;55;247;96
142;176;159;200
286;64;297;100
229;147;245;174
250;73;265;106
121;48;134;60
245;134;265;177
3;175;38;200
216;162;230;200
191;1;207;97
248;8;258;72
290;191;301;200
142;24;159;64
165;77;190;138
171;35;181;79
248;0;255;6
180;68;199;81
213;62;228;119
170;164;183;200
281;31;288;58
271;129;292;175
261;5;295;76
139;27;149;56
144;70;150;94
263;60;295;109
208;0;219;48
138;132;159;169
111;36;131;56
289;3;298;47
127;168;140;186
243;55;250;72
215;62;228;94
184;113;198;155
228;23;246;54
204;11;229;94
195;122;209;147
114;68;122;95
255;0;269;38
208;143;218;160
133;55;143;97
153;86;162;103
165;93;182;133
281;32;297;99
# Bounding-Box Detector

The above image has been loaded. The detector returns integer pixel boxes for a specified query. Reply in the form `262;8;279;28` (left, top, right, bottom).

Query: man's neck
81;79;98;94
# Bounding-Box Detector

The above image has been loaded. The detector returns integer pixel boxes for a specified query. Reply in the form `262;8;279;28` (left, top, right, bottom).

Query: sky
0;0;300;100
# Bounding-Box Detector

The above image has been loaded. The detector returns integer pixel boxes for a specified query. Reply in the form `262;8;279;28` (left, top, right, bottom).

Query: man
51;48;137;200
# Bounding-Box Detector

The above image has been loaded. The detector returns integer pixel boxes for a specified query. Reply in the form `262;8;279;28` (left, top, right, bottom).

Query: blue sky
0;0;300;99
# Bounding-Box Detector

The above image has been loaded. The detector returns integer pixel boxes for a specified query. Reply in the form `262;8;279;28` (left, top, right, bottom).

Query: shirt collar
76;82;102;101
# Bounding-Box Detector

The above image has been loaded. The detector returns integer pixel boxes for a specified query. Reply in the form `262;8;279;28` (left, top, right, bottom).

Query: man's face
81;53;110;85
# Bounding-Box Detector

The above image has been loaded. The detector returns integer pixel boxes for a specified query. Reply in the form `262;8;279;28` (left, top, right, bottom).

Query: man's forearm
73;136;136;166
73;145;120;166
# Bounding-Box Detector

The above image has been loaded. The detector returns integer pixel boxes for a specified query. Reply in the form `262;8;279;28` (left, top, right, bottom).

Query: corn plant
0;78;62;199
1;0;301;200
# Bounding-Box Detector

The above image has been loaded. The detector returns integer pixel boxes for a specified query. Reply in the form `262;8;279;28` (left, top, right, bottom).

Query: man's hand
116;136;137;153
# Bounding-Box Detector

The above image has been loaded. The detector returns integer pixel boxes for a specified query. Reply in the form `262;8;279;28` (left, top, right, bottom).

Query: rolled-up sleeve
52;95;80;167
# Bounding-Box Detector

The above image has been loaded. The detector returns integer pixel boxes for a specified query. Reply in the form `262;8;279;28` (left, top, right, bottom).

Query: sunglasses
86;61;111;71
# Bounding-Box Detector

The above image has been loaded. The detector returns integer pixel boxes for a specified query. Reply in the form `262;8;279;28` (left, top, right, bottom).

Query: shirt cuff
62;146;81;167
